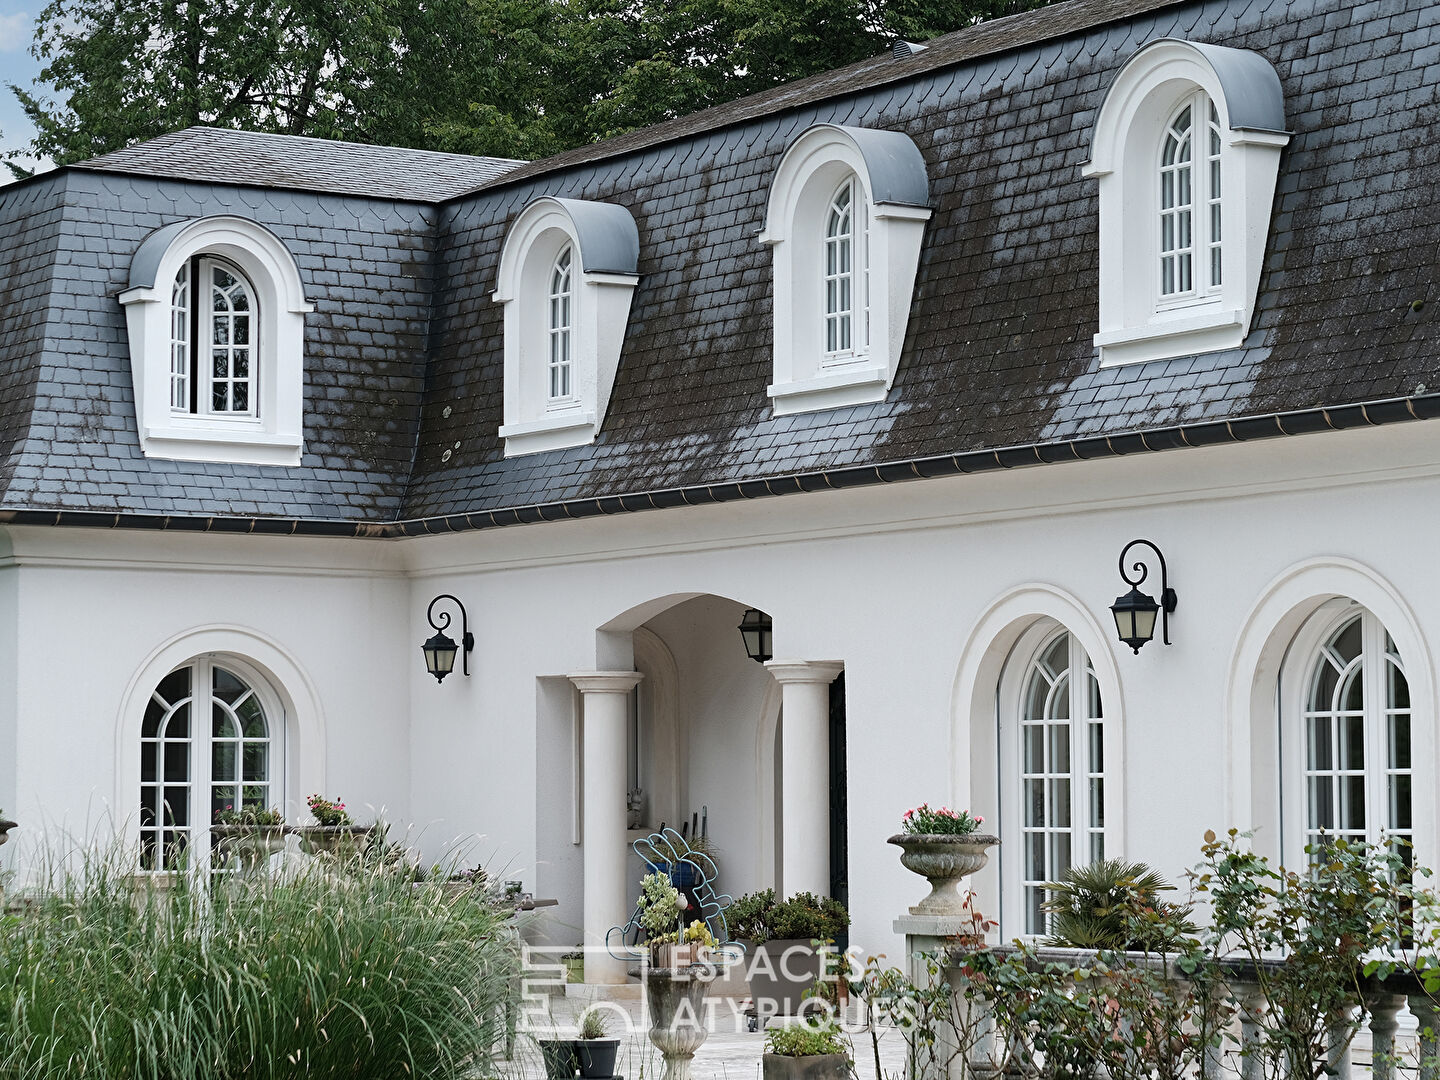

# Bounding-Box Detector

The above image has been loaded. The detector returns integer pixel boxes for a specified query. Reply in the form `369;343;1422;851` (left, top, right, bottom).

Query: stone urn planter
0;819;16;846
887;833;999;916
762;1054;851;1080
211;824;290;873
646;967;712;1080
297;825;372;858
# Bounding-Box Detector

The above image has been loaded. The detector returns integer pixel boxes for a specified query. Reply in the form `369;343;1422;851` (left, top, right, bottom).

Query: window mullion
1362;612;1387;845
195;658;214;873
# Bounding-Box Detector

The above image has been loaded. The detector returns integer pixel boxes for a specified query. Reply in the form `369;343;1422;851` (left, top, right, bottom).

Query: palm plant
1042;858;1190;950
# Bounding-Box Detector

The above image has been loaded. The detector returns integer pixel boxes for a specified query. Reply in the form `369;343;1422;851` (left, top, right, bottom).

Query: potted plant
887;803;998;916
574;1006;620;1079
297;794;371;857
730;890;849;1021
648;919;717;968
762;1020;851;1080
211;804;288;872
538;1038;578;1080
636;870;687;965
1042;858;1192;950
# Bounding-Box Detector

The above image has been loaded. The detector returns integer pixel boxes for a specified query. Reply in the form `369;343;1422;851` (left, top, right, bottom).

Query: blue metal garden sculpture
606;825;742;963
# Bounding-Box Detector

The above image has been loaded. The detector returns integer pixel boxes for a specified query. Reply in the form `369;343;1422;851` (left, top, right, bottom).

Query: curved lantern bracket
1111;539;1179;653
422;594;475;682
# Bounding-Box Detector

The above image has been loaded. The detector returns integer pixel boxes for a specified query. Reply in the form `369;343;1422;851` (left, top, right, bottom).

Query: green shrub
0;846;520;1079
765;1022;849;1058
729;889;849;945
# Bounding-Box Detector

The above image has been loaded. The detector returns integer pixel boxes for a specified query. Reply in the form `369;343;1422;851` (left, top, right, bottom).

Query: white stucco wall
4;418;1440;962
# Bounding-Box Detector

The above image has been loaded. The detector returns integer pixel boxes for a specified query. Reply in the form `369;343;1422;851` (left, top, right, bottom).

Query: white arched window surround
116;625;328;859
952;585;1127;940
494;196;640;458
761;124;931;416
1224;558;1436;870
1083;39;1290;367
120;215;313;466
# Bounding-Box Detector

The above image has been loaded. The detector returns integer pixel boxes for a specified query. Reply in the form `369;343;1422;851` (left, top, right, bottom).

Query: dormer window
122;215;311;465
495;197;640;457
548;246;575;403
170;257;256;417
762;124;930;416
1084;39;1290;367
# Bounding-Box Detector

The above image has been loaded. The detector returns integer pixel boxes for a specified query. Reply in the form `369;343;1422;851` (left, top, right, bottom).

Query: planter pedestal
298;825;372;859
211;825;289;874
645;967;712;1080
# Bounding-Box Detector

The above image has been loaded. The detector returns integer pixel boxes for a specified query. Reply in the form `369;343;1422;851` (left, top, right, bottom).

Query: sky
0;0;48;173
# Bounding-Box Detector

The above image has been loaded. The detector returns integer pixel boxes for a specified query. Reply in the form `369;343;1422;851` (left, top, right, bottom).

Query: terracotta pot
210;824;289;873
297;825;372;858
887;833;999;916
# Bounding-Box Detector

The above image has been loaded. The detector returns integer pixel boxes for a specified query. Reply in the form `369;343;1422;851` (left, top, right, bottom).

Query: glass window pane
1048;724;1070;773
1308;715;1333;771
1025;779;1044;827
1390;714;1411;770
212;739;237;782
1391;774;1412;831
1024;725;1044;772
1049;778;1071;827
243;742;269;782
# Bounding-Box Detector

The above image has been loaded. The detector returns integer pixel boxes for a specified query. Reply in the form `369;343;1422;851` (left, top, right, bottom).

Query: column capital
764;659;844;685
567;671;644;694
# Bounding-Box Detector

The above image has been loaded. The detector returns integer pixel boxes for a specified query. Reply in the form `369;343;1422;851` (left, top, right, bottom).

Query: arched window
548;246;574;401
1159;97;1223;300
1014;628;1106;935
140;659;280;871
170;257;256;416
1296;608;1411;856
823;180;859;358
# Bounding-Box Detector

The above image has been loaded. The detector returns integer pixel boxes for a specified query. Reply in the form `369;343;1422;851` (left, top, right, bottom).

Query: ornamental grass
0;845;519;1079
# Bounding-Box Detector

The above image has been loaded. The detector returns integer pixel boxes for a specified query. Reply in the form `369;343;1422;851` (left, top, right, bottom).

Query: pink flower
974;815;984;824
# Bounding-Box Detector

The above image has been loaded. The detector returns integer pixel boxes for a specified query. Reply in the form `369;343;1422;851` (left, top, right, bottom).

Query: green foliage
637;870;684;937
7;0;1063;166
764;1021;849;1058
901;803;984;835
0;845;521;1078
212;803;284;826
1042;858;1193;951
728;889;849;945
577;1006;610;1040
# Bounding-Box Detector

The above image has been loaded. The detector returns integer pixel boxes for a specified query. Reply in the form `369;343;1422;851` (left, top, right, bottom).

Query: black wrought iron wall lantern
422;594;475;683
738;608;774;663
1110;539;1178;654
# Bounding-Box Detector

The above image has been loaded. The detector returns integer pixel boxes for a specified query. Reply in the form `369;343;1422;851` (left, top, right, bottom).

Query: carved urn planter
0;819;16;847
887;833;999;916
297;825;372;859
646;967;712;1080
211;825;289;873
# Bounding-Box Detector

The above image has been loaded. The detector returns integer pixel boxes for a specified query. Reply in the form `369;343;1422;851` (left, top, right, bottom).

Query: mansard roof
0;0;1436;535
78;127;522;202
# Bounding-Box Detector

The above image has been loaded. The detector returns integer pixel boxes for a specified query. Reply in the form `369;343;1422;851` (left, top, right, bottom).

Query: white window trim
762;124;930;416
120;216;312;466
1083;39;1289;367
1279;600;1415;868
494;197;639;457
997;618;1113;940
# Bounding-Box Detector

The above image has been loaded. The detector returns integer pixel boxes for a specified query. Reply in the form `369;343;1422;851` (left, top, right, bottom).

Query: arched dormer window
1084;39;1289;367
762;124;929;416
494;197;640;457
122;216;312;465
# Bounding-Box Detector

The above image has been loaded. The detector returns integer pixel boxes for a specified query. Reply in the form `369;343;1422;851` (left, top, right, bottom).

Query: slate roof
77;128;522;202
0;0;1436;532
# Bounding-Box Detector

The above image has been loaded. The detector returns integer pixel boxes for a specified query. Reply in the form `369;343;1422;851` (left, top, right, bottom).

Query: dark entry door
828;673;848;946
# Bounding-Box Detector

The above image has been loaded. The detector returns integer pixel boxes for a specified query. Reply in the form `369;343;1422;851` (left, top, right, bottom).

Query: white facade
4;418;1438;962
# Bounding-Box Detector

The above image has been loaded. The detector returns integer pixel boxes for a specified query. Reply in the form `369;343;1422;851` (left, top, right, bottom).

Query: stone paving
507;990;909;1080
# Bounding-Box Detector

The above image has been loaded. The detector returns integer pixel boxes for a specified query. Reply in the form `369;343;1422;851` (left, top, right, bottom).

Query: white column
765;659;843;897
570;670;644;984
